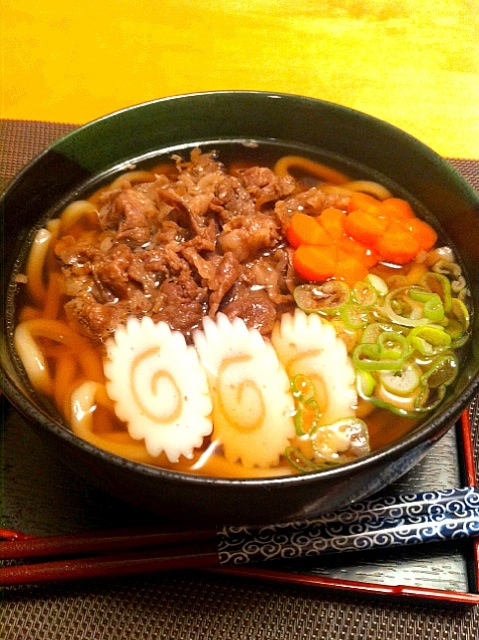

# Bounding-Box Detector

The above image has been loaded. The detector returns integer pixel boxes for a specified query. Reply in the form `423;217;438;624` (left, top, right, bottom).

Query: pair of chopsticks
0;526;220;585
1;487;478;586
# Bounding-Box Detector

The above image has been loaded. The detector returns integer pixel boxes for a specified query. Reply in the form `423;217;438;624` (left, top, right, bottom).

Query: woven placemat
1;119;479;640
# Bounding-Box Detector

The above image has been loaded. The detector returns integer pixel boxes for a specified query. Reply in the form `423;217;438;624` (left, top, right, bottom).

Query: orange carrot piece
317;207;346;241
335;253;369;286
338;236;378;268
346;192;382;215
343;209;389;246
286;212;332;248
375;230;421;265
379;197;415;221
292;244;338;282
401;217;438;251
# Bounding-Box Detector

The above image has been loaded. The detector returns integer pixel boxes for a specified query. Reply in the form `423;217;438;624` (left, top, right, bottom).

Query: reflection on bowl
2;91;479;525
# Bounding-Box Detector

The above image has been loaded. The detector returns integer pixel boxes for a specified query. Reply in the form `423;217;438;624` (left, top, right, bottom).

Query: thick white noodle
60;200;97;231
342;180;392;200
71;381;159;463
14;322;52;395
25;227;52;305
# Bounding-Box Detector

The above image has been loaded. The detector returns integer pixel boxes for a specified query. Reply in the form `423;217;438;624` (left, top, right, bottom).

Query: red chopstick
0;545;219;586
0;526;220;586
0;525;216;560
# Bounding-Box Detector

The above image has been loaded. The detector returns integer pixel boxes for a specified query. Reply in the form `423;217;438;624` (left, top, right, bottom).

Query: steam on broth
13;147;471;478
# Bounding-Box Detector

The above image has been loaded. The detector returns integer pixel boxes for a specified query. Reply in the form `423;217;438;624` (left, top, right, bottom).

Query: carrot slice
401;217;438;251
343;209;389;246
346;192;382;215
375;230;421;264
335;253;369;286
286;212;332;248
293;244;338;282
379;197;415;221
317;208;346;241
338;235;378;268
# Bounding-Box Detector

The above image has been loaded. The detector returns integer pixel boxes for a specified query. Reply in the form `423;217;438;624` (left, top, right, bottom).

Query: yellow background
1;0;478;158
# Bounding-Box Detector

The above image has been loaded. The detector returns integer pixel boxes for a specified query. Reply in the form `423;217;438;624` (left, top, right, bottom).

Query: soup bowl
2;91;479;525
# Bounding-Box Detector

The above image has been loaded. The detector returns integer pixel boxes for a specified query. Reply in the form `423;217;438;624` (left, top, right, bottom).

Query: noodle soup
13;147;472;479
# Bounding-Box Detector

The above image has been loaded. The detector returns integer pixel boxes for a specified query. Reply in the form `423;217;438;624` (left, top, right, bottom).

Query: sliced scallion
423;294;445;322
352;280;378;307
353;343;404;371
284;446;322;473
340;302;370;330
422;272;452;312
407;325;451;356
379;362;421;396
420;353;458;388
365;273;388;297
291;373;315;402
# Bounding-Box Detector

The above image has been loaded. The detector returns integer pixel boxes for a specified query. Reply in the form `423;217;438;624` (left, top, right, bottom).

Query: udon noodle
13;149;471;478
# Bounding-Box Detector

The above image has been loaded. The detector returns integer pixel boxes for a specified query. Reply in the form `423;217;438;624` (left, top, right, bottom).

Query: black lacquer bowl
2;91;479;525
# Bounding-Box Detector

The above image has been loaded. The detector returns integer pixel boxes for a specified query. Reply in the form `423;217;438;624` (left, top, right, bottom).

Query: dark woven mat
1;119;479;640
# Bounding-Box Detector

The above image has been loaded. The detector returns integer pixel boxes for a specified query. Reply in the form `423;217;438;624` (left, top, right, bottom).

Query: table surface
2;0;479;158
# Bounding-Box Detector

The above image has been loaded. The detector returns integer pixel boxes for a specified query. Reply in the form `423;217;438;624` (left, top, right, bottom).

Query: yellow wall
2;0;478;157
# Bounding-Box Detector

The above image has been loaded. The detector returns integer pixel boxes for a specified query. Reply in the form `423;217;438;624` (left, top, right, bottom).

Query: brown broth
13;147;470;478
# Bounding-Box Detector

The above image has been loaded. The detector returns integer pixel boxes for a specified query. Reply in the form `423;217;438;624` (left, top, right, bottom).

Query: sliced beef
221;285;278;335
217;213;281;262
210;174;256;222
208;252;242;316
241;248;297;305
240;166;296;207
99;189;158;246
57;149;349;342
152;279;207;336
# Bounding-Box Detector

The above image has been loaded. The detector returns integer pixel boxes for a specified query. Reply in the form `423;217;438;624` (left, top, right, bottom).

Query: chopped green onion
291;374;321;435
446;298;470;337
383;287;430;327
408;287;436;303
340;302;370;330
422;272;452;312
414;383;447;413
293;399;321;436
420;353;458;388
284;446;322;473
365;273;388;297
379;362;421;396
423;294;445;322
356;369;376;397
352;280;378;307
377;331;412;361
291;373;315;402
407;325;451;356
353;343;404;371
357;390;418;418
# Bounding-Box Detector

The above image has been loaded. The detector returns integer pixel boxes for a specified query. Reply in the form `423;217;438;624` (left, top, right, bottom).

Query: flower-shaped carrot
286;195;438;286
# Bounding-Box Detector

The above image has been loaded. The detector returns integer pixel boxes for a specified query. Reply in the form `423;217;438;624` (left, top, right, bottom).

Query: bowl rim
6;89;479;201
2;89;479;489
